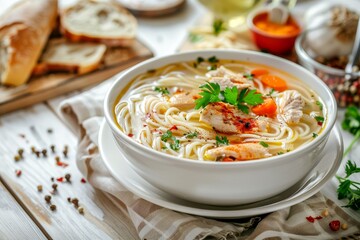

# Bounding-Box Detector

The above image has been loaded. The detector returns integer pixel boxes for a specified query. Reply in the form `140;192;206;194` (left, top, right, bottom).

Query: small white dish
100;120;343;219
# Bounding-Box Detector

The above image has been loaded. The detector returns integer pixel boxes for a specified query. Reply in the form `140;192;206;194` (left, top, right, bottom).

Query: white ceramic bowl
104;50;337;206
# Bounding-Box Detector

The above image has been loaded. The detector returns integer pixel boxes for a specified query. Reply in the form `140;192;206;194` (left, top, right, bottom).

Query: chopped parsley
154;87;170;95
314;116;324;123
161;130;173;142
312;133;318;138
170;139;180;151
267;88;275;96
216;135;229;147
207;65;217;71
259;141;269;147
277;152;284;155
316;101;323;111
212;19;226;36
243;73;254;80
185;131;198;139
197;57;205;63
208;56;219;63
194;82;264;113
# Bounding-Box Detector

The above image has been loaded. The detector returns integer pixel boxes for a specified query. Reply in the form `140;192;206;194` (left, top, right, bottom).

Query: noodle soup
114;57;326;162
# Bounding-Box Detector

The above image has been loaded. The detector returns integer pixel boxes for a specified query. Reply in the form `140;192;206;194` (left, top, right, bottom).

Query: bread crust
60;1;136;47
0;0;58;86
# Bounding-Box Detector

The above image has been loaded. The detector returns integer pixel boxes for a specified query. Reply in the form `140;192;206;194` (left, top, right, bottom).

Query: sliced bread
32;38;107;76
60;1;137;47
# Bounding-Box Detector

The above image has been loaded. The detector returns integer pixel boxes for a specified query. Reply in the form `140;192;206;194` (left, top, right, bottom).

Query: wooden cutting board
0;39;153;115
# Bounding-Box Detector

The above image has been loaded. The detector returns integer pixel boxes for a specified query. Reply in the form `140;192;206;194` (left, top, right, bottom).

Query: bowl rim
247;8;301;39
104;49;337;167
295;28;360;77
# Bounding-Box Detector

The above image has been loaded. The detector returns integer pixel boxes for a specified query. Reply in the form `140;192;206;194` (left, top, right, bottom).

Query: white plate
99;120;343;219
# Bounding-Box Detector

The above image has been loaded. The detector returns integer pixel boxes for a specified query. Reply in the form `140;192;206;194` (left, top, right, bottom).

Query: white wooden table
0;0;359;239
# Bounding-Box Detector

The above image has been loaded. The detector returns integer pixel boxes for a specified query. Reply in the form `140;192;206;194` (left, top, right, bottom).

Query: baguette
32;38;107;76
61;1;137;47
0;0;58;86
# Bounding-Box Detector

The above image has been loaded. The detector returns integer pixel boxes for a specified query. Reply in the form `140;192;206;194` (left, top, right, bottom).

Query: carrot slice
252;98;277;117
259;74;287;91
251;69;269;77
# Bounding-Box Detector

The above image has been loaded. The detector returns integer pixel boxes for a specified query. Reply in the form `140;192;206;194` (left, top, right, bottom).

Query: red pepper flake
81;178;87;183
315;216;323;220
317;122;323;126
143;124;147;127
56;161;69;168
57;177;64;182
306;216;315;223
169;125;178;131
329;220;340;231
128;133;134;137
15;169;22;177
145;113;151;119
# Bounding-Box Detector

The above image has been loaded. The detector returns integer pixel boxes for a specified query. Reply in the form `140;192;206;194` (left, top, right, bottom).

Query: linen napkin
60;79;360;240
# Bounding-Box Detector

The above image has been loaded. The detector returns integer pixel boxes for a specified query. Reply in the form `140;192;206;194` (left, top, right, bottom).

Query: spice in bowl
247;7;301;54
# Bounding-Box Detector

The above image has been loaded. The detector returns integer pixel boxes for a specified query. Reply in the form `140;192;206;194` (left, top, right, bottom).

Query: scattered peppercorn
37;185;43;192
14;155;21;162
35;151;41;158
47;128;53;134
15;169;22;177
341;223;348;230
45;195;51;203
65;174;71;182
321;209;329;217
329;220;341;231
50;204;56;211
67;197;71;203
55;156;60;162
52;183;58;191
81;178;86;183
62;150;68;158
31;146;36;153
50;145;55;153
51;177;54;182
78;207;84;214
71;198;79;207
42;149;47;157
18;149;24;158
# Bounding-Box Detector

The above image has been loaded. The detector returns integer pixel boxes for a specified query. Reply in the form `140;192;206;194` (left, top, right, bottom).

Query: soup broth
114;57;326;161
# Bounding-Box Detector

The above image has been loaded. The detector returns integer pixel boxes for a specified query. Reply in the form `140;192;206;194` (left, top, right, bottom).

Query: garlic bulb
304;3;359;58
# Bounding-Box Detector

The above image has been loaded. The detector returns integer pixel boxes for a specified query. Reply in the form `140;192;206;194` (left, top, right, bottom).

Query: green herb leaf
342;106;360;156
237;104;249;114
216;135;229;147
189;33;203;43
185;131;198;139
154;87;170;95
315;116;324;123
212;19;226;36
277;152;284;155
337;179;352;200
207;65;217;71
197;57;205;63
223;86;238;105
259;141;269;147
162;146;168;150
243;73;254;80
316;100;323;110
194;82;222;109
267;88;275;96
241;89;264;106
345;160;360;178
208;56;219;63
161;130;173;142
170;139;180;151
312;133;318;138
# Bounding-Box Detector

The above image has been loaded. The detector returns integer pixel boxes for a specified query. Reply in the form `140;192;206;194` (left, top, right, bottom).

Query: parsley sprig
336;160;360;210
154;87;169;95
194;82;264;113
185;131;198;139
342;106;360;157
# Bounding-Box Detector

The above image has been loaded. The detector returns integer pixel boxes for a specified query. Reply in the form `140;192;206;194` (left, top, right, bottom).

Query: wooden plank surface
0;103;139;240
0;181;47;239
0;40;153;115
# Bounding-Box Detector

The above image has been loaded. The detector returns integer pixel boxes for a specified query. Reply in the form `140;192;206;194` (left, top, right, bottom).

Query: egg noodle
114;59;325;161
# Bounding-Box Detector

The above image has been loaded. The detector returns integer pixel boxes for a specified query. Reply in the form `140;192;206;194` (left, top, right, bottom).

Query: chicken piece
206;143;271;161
207;66;252;91
200;102;268;134
169;89;199;110
277;90;305;124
